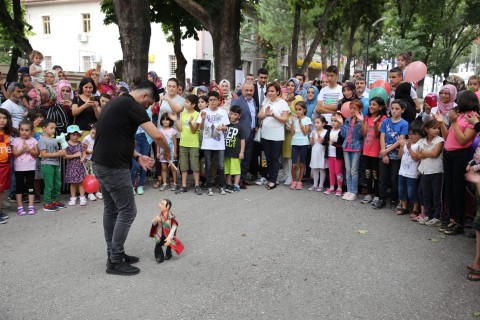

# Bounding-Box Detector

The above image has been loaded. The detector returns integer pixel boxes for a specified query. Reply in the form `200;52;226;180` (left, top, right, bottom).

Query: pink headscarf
437;84;457;115
55;80;74;103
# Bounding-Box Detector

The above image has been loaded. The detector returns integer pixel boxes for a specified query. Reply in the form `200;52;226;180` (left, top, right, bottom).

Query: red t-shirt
363;115;386;157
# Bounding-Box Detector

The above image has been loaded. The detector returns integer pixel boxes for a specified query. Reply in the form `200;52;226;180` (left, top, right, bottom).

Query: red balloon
340;101;351;118
82;174;100;194
404;61;427;82
370;80;391;95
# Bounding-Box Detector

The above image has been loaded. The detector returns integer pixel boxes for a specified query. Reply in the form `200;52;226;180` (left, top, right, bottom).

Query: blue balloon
361;98;369;115
471;135;480;157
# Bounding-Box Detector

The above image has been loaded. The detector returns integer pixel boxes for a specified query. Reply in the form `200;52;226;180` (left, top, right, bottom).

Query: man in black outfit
93;80;170;276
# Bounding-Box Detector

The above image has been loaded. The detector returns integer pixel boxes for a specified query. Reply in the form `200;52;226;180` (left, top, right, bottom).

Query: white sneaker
284;176;292;185
207;188;214;196
95;192;103;200
425;218;441;227
255;177;267;185
342;192;351;200
345;193;357;201
418;217;429;225
88;193;96;201
220;188;226;195
371;197;380;206
68;197;77;206
79;196;87;206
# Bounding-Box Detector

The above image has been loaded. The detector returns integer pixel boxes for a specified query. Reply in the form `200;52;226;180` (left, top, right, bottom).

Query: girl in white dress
309;116;328;191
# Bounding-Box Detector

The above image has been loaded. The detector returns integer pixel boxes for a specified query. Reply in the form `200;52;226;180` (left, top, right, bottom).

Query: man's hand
138;155;155;171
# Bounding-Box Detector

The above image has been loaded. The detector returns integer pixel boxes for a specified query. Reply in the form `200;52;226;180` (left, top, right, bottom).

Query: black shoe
154;243;164;263
390;201;398;210
0;216;6;224
123;253;139;264
373;199;386;210
465;229;477;239
106;258;140;275
444;223;464;235
165;246;172;260
439;222;451;232
0;210;9;220
175;187;188;194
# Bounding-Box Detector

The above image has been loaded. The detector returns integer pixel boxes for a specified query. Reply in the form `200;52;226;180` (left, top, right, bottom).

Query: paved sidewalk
1;184;479;319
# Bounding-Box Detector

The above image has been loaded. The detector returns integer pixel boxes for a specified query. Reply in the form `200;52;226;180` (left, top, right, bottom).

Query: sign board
235;69;245;92
367;70;389;87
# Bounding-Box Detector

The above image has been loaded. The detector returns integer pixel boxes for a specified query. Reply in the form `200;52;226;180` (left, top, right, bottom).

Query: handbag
254;126;262;143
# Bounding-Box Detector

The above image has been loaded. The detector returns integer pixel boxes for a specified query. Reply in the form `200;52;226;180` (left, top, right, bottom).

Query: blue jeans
343;151;361;194
94;163;137;263
204;150;225;188
130;133;151;187
398;175;419;203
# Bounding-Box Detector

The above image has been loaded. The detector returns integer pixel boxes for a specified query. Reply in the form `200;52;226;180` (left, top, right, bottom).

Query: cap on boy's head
66;125;83;135
424;93;438;108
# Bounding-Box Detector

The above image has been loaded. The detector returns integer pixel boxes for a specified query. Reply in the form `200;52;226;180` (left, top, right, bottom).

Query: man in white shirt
1;82;24;131
316;65;343;125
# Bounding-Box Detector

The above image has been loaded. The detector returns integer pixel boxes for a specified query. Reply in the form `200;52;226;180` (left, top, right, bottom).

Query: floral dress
65;142;86;183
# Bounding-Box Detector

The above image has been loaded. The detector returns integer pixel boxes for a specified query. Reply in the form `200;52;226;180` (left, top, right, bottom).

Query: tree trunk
299;0;337;74
174;0;241;85
112;0;151;86
342;24;358;82
289;3;301;76
321;45;327;74
172;23;187;85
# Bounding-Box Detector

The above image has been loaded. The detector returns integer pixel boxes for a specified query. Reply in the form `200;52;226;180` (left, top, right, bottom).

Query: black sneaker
53;201;67;209
0;210;9;220
373;199;386;210
224;184;234;193
34;195;41;203
444;223;464;235
123;253;140;264
390;201;398;210
439;222;453;232
0;216;6;224
175;187;188;194
195;186;202;195
106;258;140;275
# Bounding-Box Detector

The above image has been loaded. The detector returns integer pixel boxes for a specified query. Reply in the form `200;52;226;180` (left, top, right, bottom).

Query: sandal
152;180;161;189
467;269;480;281
395;208;409;215
266;183;277;190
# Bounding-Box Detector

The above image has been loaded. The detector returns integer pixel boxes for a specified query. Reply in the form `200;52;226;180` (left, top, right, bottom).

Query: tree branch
173;0;212;31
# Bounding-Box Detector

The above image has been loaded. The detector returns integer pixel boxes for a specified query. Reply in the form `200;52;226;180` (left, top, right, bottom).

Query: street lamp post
365;16;387;72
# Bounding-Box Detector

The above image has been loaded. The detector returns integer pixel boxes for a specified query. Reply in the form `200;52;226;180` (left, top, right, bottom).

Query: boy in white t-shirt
196;91;230;196
316;65;343;125
82;125;102;200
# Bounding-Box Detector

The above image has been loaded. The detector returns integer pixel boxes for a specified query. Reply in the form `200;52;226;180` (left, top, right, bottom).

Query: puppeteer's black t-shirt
92;94;150;169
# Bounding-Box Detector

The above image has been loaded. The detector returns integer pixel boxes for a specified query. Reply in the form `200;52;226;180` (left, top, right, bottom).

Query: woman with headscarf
29;87;69;135
148;71;162;89
336;82;358;113
423;84;457;127
305;84;319;123
278;77;304;185
97;70;116;95
218;79;238;112
44;70;58;88
394;82;417;124
55;80;75;125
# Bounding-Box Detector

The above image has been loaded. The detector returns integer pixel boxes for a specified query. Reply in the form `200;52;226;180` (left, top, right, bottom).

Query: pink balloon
82;174;100;194
341;101;351;118
404;61;427;82
475;91;480;101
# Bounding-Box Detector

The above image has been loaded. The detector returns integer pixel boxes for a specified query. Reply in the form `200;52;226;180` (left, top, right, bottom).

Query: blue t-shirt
291;117;312;146
380;117;409;160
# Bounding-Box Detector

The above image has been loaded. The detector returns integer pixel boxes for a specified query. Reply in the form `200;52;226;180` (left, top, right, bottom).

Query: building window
82;55;92;72
42;16;51;35
169;55;177;77
44;56;52;70
82;13;91;33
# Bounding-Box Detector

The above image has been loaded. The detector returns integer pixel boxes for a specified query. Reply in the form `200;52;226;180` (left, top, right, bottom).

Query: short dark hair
246;73;254;78
159;112;174;128
41;118;56;128
18;120;33;131
391;99;407;109
133;80;159;102
409;120;423;135
257;68;268;76
7;82;23;92
52;65;62;71
167;78;179;86
326;66;339;75
456;90;480;113
295;73;306;81
266;81;281;96
27;109;46;122
354;77;366;84
389;67;403;78
208;91;220;99
230;105;242;115
100;93;111;100
353;70;364;76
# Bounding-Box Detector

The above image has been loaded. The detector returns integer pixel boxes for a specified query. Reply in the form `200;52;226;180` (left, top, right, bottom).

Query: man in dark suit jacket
231;82;257;188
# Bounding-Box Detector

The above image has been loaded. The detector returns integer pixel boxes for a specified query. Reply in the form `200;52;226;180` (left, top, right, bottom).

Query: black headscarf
394;82;416;124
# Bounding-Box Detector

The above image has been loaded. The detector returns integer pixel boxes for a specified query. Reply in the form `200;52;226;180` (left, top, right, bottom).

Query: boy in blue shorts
224;105;245;193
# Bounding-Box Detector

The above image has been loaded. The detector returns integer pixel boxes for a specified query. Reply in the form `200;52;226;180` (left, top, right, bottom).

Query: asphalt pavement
1;182;479;319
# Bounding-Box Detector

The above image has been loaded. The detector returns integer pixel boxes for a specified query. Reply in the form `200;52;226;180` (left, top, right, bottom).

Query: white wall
25;0;207;82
